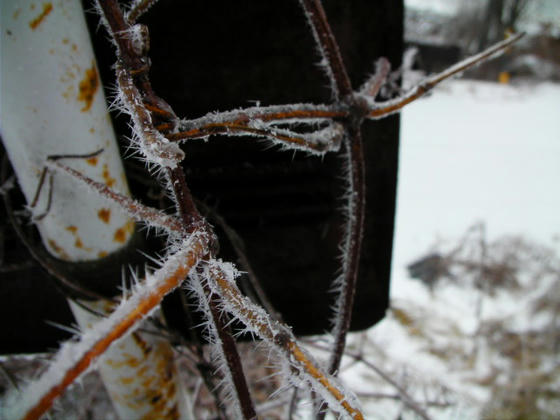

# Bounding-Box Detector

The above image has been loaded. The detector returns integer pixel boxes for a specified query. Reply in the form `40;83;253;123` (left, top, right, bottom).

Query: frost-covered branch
187;269;257;419
176;103;346;132
125;0;160;24
203;260;364;420
47;157;186;237
4;232;209;420
366;32;525;119
327;124;365;378
298;0;353;100
359;57;391;99
170;121;344;155
296;2;366;395
307;340;433;420
115;64;184;168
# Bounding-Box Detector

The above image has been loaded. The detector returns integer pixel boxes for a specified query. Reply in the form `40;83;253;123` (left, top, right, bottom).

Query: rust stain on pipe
66;226;78;234
86;156;99;166
29;2;52;30
47;238;70;260
102;163;116;188
97;208;111;224
77;62;99;112
113;220;134;244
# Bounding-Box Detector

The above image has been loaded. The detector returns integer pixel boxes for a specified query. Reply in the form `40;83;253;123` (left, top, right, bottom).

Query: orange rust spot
75;237;84;248
47;239;69;260
141;376;155;388
72;43;78;52
122;354;142;368
102;164;116;187
114;220;134;244
29;2;52;30
98;208;111;223
66;226;78;234
86;156;98;166
62;85;73;100
98;251;108;258
137;365;149;377
119;377;134;385
89;127;95;134
13;8;22;19
131;333;152;356
62;38;69;44
48;48;55;55
77;62;98;112
114;228;127;244
30;4;36;11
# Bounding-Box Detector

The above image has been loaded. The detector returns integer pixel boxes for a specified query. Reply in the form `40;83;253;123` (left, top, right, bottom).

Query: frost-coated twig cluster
2;0;524;418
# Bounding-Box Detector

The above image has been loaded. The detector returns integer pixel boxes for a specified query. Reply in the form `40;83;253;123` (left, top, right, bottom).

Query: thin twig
48;159;186;236
305;340;432;420
196;200;283;322
125;0;160;24
367;33;525;119
169;122;343;155
205;262;364;420
296;4;366;419
205;282;257;420
176;104;347;133
360;57;391;98
299;0;353;99
327;124;366;376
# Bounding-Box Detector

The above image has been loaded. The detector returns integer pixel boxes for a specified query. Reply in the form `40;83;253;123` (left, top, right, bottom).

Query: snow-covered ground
338;79;560;419
395;79;560;279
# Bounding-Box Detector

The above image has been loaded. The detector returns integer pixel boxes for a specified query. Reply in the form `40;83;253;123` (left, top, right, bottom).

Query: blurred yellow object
499;71;511;84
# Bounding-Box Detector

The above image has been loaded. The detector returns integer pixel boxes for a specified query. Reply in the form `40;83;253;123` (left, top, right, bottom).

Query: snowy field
395;79;560;269
337;79;560;419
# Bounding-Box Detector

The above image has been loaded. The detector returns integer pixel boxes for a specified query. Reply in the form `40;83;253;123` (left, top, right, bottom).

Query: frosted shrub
0;1;523;418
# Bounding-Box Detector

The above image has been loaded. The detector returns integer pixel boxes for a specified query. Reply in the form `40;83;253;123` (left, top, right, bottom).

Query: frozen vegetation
334;78;560;419
2;77;557;419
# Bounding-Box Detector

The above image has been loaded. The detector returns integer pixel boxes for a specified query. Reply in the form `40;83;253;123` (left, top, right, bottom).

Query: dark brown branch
299;0;353;98
360;57;391;98
205;283;257;420
166;165;256;419
96;0;147;76
169;122;343;154
296;3;365;418
328;125;365;375
298;0;364;383
93;3;258;417
166;166;203;230
196;200;283;322
126;0;160;24
176;105;347;134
